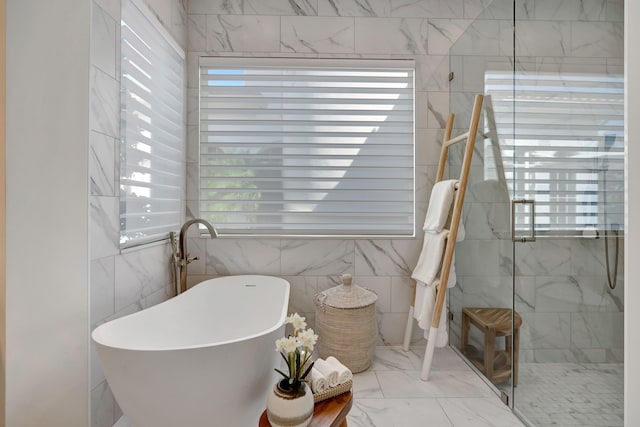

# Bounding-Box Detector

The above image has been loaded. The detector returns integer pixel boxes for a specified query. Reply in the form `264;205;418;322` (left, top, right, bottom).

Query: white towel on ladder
423;180;458;232
411;179;466;350
412;224;464;348
446;220;465;288
411;230;447;286
413;280;449;348
414;280;436;330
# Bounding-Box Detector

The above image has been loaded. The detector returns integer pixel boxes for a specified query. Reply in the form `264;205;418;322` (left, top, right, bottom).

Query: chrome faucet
173;219;218;294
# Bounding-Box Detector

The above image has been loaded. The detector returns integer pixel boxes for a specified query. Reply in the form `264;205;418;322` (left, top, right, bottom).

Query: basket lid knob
314;274;377;309
342;274;353;287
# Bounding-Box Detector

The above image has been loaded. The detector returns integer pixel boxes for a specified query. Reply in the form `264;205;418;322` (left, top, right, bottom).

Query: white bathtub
92;275;290;427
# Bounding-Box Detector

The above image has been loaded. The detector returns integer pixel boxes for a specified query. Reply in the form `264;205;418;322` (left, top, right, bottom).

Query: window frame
198;57;416;238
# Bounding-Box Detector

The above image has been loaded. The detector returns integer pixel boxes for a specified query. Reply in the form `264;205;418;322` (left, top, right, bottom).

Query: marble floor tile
347;345;525;427
438;397;526;427
369;346;423;371
376;369;496;399
410;346;473;371
349;398;454;426
351;370;384;398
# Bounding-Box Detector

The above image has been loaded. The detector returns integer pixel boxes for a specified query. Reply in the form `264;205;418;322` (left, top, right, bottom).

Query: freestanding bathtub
92;275;290;427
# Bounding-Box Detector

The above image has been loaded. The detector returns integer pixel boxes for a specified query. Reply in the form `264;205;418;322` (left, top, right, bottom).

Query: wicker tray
312;380;352;403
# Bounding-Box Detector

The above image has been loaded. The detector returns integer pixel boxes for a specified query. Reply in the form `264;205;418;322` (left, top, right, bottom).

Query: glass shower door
447;0;517;407
509;1;625;424
449;1;625;426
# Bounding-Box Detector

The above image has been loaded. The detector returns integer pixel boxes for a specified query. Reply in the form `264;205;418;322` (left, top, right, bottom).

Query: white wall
0;0;6;421
5;0;91;426
624;0;639;424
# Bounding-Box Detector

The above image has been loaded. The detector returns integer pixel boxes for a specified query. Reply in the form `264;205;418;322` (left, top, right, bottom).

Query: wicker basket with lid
314;274;378;373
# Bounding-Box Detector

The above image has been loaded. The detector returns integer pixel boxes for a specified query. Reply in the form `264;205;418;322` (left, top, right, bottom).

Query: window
119;0;185;247
198;58;415;237
485;71;624;235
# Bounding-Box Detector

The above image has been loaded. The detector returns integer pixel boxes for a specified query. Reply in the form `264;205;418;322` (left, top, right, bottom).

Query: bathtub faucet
176;219;218;294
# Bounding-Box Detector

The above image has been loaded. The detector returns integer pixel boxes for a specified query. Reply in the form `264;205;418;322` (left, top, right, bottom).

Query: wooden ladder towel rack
402;94;484;381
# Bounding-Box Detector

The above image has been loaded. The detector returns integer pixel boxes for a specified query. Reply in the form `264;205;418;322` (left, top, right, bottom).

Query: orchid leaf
300;360;314;380
274;368;289;380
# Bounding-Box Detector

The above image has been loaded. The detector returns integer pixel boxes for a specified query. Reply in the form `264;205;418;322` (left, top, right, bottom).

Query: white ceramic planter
266;380;314;427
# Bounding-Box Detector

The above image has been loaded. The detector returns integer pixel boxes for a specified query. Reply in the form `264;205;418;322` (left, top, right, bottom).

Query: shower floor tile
513;362;624;427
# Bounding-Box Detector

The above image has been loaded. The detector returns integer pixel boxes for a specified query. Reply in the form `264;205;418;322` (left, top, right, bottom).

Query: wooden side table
259;391;353;427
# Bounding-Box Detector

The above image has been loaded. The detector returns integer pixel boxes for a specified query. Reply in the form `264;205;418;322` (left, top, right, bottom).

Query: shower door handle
511;199;536;242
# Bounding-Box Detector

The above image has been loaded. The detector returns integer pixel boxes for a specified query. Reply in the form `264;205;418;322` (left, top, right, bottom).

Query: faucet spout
177;219;217;294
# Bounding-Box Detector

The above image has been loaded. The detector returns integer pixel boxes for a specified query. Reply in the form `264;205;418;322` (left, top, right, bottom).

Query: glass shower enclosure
448;1;624;426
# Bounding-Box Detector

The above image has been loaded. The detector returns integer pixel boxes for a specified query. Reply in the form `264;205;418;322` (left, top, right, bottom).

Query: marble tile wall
448;0;624;364
183;0;501;351
89;1;187;426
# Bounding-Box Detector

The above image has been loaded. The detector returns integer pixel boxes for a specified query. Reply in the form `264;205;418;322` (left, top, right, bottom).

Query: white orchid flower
281;336;298;354
297;328;318;351
275;336;297;353
285;313;307;332
275;313;319;388
275;337;288;352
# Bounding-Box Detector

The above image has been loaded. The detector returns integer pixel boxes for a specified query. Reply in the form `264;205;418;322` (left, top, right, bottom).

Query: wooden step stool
461;307;522;385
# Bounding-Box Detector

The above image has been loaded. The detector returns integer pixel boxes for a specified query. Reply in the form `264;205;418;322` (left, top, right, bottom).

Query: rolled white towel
309;367;328;394
313;358;339;387
326;356;352;384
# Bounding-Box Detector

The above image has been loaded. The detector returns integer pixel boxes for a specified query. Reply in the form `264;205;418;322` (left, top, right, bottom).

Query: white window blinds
485;71;624;235
120;0;185;247
199;58;415;237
